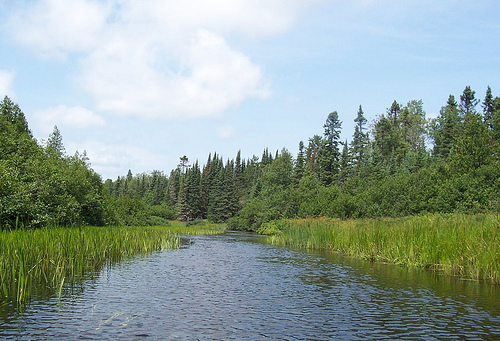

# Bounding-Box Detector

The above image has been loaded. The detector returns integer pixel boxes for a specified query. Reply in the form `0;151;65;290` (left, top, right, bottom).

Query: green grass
259;214;500;283
0;222;226;308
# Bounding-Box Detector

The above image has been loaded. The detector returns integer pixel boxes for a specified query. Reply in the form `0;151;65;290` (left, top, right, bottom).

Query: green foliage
3;85;500;229
431;95;461;159
351;105;369;172
317;111;342;185
449;112;492;173
0;97;105;229
228;86;500;230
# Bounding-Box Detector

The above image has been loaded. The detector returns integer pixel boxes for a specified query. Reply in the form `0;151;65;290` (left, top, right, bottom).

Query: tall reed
260;214;500;283
0;223;225;307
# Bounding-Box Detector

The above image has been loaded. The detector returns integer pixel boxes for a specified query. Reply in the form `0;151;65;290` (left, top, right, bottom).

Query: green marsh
0;223;226;307
259;214;500;283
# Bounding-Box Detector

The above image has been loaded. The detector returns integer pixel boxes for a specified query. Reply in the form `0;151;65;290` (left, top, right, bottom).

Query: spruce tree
318;111;342;185
294;141;306;183
199;158;211;219
176;177;190;221
185;161;202;220
483;86;494;129
459;86;479;117
351;105;369;171
431;95;461;159
207;165;225;222
373;115;394;163
340;140;351;183
223;159;239;220
167;169;180;206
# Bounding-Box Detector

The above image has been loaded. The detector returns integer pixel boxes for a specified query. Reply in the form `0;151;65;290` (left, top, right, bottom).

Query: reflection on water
1;231;499;340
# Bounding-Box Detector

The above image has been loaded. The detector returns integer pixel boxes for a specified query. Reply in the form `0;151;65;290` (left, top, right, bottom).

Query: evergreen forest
1;85;500;231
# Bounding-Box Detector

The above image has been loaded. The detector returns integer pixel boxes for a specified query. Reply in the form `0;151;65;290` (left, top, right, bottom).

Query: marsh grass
0;223;225;308
259;214;500;283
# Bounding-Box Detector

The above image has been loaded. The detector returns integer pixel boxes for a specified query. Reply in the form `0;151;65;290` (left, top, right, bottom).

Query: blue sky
1;0;499;180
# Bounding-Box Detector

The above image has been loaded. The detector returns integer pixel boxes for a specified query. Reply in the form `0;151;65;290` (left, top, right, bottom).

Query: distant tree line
1;85;500;229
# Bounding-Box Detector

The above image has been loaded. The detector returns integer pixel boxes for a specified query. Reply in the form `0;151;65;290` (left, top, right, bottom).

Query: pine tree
207;165;225;222
261;148;273;166
185;161;202;220
167;169;180;206
431;95;461;159
199;158;211;219
223;159;239;220
318;111;342;185
459;86;479;117
294;141;306;183
483;86;494;129
387;100;401;126
149;170;167;205
492;96;500;143
339;140;351;183
46;125;66;157
373;115;394;163
351;105;369;171
179;155;190;174
176;177;190;221
234;150;245;199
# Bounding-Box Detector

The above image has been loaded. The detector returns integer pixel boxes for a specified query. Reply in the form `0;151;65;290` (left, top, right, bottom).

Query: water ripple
1;232;499;340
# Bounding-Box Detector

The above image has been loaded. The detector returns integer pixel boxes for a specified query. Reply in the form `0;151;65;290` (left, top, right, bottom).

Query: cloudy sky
1;0;499;180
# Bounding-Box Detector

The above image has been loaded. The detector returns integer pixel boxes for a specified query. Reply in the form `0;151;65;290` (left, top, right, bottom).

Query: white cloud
5;0;110;60
4;0;326;120
80;29;271;119
78;141;169;180
34;105;105;134
0;70;15;98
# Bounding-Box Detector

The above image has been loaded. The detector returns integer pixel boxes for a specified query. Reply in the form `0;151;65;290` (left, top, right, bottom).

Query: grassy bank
0;222;226;307
258;214;500;283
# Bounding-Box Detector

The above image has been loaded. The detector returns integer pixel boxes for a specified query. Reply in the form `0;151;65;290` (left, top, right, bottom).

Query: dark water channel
1;231;500;340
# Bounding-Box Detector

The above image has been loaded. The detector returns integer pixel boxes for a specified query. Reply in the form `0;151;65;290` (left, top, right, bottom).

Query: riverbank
0;222;226;307
258;214;500;283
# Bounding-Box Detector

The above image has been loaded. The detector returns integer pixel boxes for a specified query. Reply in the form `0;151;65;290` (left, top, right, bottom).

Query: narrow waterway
1;231;500;340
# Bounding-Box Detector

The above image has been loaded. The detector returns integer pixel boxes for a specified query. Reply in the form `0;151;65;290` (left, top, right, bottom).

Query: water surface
1;232;499;340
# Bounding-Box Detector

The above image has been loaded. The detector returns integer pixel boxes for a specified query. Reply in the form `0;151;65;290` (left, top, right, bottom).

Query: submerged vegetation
0;222;226;307
259;214;500;283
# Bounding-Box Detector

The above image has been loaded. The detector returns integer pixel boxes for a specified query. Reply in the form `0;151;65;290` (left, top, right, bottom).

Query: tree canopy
2;85;500;230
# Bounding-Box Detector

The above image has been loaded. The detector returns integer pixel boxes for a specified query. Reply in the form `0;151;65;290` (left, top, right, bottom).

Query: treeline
104;152;258;224
2;85;500;230
104;85;500;231
228;86;500;230
0;96;104;228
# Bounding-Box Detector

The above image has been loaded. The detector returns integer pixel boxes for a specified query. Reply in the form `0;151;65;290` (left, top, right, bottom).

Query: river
1;231;500;340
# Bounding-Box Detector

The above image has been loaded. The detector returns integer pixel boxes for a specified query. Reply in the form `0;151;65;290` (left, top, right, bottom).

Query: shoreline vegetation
2;87;500;307
0;222;225;308
258;213;500;283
